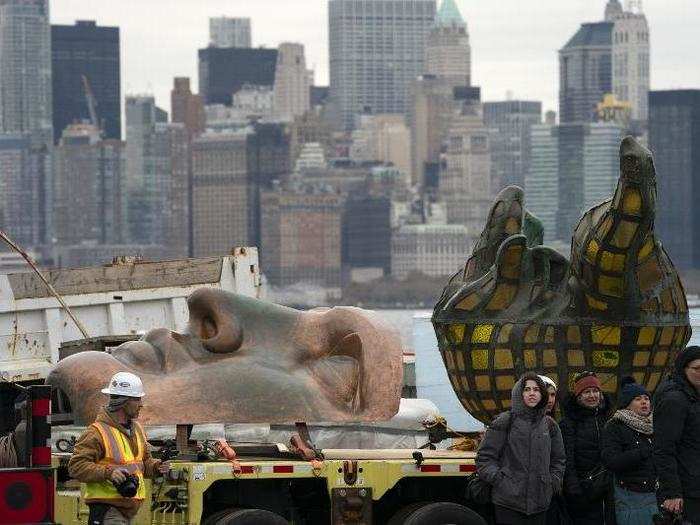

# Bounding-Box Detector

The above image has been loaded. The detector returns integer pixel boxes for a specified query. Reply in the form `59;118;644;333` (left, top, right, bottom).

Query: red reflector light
273;465;294;474
31;398;51;417
460;464;476;472
239;465;254;474
0;469;53;524
420;464;441;473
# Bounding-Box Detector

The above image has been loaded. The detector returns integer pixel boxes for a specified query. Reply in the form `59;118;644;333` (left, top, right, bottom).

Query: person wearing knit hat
601;377;656;524
654;346;700;522
559;371;615;524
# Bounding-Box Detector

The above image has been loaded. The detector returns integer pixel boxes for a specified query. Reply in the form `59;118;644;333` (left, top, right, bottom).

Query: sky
52;0;700;118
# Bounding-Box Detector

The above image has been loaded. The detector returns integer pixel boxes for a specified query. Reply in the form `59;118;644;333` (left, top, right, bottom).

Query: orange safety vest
83;421;147;501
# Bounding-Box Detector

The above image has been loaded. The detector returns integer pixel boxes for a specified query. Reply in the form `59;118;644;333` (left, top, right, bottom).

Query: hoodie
653;347;700;500
476;375;566;515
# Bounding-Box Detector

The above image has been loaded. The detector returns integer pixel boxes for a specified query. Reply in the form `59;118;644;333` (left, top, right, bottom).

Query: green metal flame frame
432;137;690;424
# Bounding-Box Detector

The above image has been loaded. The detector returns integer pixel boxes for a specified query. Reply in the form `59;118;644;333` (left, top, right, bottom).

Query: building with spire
426;0;471;87
605;0;623;21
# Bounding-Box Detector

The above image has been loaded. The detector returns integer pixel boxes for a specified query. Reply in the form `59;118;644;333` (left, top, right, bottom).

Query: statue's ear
187;289;243;353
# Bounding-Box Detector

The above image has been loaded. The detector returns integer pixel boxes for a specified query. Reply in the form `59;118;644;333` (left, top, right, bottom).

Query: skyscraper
559;21;613;123
426;0;471;87
209;17;251;48
328;0;437;131
170;77;205;138
484;100;542;190
273;43;311;121
198;47;278;106
0;0;52;134
51;20;121;142
527;124;559;241
649;90;700;269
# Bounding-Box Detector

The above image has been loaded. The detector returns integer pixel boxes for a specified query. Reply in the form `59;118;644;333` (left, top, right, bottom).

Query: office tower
0;132;51;246
440;97;492;235
260;186;343;291
273;43;311;121
171;77;205;138
649;90;700;269
289;108;332;167
350;114;411;178
191;131;250;256
342;196;392;280
53;123;126;245
0;0;52;134
426;0;471;87
484;100;542;190
198;47;278;106
209;17;251;48
527;124;559;241
328;0;437;130
559;21;613;123
51;20;121;142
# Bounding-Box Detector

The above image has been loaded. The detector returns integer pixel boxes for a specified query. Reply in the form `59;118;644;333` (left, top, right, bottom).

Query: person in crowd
540;375;559;417
601;377;656;524
654;346;700;524
559;371;615;524
476;372;566;525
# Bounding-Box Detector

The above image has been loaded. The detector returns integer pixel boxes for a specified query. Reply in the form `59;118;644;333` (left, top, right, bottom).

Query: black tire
216;508;289;525
388;502;430;525
402;502;487;525
202;509;233;525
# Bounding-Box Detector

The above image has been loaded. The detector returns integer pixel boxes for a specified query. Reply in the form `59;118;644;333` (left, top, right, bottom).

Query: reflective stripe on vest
83;421;147;501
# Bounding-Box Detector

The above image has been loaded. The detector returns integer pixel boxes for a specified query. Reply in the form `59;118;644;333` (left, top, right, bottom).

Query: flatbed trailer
53;446;485;525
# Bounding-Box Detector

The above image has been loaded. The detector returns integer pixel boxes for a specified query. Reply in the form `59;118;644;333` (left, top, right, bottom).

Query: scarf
612;409;653;435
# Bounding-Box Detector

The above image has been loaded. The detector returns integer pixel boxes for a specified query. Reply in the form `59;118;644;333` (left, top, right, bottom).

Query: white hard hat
539;374;558;390
101;372;145;398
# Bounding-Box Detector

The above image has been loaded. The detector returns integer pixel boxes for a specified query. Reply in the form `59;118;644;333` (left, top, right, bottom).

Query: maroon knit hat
573;372;602;396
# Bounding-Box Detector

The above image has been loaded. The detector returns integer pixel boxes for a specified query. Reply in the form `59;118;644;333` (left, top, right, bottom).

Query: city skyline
51;0;700;121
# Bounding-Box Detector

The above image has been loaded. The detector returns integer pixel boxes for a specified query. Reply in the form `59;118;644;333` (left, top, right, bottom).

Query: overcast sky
52;0;700;118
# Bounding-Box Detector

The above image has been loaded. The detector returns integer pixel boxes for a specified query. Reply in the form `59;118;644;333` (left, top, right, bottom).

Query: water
373;308;700;432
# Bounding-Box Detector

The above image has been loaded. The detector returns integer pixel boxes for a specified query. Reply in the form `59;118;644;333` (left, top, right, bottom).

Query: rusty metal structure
433;136;690;424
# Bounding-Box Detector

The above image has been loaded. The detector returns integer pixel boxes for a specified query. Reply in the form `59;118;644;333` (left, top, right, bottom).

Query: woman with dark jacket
601;377;656;524
559;372;615;524
476;373;566;524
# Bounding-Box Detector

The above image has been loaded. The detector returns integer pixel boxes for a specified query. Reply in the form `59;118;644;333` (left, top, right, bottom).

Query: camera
112;473;139;498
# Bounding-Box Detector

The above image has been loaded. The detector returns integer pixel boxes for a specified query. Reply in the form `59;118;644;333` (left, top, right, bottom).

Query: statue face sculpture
47;289;403;425
433;136;691;424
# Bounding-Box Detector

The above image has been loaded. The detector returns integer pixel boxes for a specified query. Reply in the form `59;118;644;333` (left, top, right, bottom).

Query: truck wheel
402;502;486;525
215;508;289;525
387;502;429;525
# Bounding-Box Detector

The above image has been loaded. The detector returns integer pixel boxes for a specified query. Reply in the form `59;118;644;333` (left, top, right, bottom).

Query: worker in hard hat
68;372;169;525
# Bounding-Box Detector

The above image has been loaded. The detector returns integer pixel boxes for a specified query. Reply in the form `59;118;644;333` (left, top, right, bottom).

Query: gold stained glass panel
475;375;491;391
494;349;514;369
637;257;662;293
648;372;662;391
456;293;481;311
448;324;465;344
599;251;626;273
653;351;669;367
472;324;494;343
543;349;557;367
633;351;650;367
497;324;513;343
455;351;466;372
591;325;621;345
638;237;654;261
611;220;639;249
544;326;554;343
500;246;523;279
525;325;539;343
567;326;581;343
524;349;536;368
471;349;489;370
599;275;624;297
675;327;686;346
585;239;600;262
485;285;517;310
622;189;642;215
496;375;515;390
502;399;512;408
482;399;497;410
587;294;608;311
593;350;619;368
568;349;585;366
659;326;674;346
637;327;656;346
444;351;455;371
598;373;618;392
633;372;645;384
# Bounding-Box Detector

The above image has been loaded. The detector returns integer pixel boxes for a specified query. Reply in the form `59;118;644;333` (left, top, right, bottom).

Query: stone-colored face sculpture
47;289;403;425
433;136;691;424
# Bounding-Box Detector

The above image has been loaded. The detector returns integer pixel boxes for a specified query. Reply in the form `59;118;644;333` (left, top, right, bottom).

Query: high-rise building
198;47;278;106
0;132;52;247
426;0;471;87
328;0;437;131
649;90;700;269
273;43;311;121
53;123;126;245
51;20;121;142
559;21;613;123
440;98;492;236
124;95;167;244
209;17;251;48
289;108;332;166
527;122;622;242
391;223;470;280
409;75;460;188
170;77;204;138
0;0;52;134
261;186;343;291
611;4;650;125
191;131;250;256
342;196;392;279
484;100;542;190
350;114;411;179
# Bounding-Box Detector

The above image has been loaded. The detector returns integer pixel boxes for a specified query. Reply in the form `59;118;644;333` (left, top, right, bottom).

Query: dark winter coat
559;392;612;497
653;353;700;500
476;377;566;516
601;416;656;492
